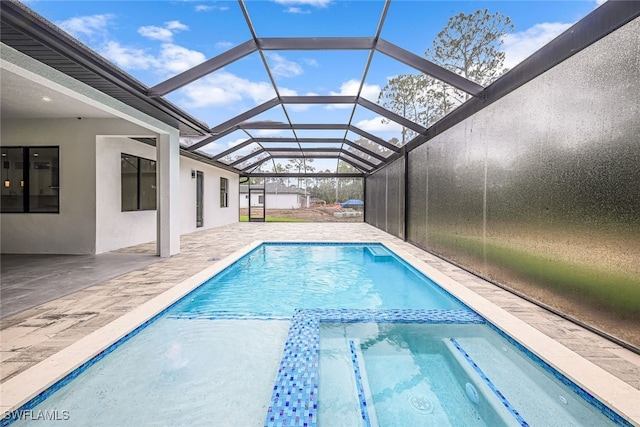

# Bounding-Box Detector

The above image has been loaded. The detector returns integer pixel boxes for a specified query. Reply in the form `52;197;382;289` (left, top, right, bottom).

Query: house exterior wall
239;192;309;209
95;136;158;254
1;118;152;254
179;157;239;235
1;120;240;254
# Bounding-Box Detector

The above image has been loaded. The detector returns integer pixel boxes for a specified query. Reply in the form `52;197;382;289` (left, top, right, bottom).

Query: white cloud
195;5;214;12
355;117;402;133
179;72;278;108
502;22;573;69
215;41;235;50
57;14;114;39
595;0;608;6
100;42;204;74
138;21;189;42
285;7;311;14
138;26;174;42
223;139;261;159
268;53;303;78
166;21;189;31
195;4;229;12
359;83;381;101
158;44;206;74
101;41;159;70
303;58;319;67
273;0;331;7
328;80;381;108
279;87;301;97
330;79;380;99
227;138;249;149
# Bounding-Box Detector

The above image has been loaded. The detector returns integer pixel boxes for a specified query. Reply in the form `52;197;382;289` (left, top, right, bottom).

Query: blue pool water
4;243;630;427
318;322;618;427
172;243;464;318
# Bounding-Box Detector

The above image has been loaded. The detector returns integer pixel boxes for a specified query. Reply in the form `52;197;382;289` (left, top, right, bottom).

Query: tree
287;158;315;174
270;162;289;186
377;74;439;144
426;9;514;106
287;158;315;193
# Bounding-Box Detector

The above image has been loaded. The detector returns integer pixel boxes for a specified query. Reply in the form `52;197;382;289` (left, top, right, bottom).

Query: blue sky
21;0;606;168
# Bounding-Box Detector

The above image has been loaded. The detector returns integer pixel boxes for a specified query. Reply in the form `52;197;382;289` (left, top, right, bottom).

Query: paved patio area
2;222;639;394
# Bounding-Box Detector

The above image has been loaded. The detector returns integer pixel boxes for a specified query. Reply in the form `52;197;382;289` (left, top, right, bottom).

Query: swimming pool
1;243;635;426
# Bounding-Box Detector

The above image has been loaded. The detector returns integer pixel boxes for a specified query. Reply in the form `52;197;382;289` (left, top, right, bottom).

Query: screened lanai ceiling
145;0;483;177
3;0;603;176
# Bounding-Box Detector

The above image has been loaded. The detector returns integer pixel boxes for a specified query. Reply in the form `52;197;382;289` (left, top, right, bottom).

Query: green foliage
377;74;442;143
306;175;363;205
377;9;514;145
239;215;309;223
426;9;514;105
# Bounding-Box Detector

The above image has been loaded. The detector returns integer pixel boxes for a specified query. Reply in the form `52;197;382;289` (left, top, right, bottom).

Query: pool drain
409;395;434;414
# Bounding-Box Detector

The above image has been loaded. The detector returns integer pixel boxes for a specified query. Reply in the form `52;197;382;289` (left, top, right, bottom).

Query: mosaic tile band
264;308;485;427
349;340;372;427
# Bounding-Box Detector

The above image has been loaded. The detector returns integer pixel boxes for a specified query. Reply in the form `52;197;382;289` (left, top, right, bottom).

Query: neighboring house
0;3;239;256
240;183;310;209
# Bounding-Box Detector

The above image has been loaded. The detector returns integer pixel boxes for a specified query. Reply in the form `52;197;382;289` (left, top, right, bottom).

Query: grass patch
239;215;309;223
430;233;640;319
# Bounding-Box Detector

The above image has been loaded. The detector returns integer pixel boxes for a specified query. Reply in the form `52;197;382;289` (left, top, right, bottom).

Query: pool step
445;339;527;426
365;246;393;262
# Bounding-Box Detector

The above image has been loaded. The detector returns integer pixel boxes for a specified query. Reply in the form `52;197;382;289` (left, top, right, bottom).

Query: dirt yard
241;206;364;222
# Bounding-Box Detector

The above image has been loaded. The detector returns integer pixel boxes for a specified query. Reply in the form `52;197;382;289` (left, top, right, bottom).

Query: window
220;177;228;208
121;154;156;211
1;146;59;213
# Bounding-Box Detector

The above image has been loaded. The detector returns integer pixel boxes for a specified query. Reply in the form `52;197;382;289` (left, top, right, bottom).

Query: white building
239;183;310;210
0;5;239;256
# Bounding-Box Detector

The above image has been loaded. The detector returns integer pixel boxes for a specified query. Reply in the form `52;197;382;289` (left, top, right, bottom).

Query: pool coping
1;240;639;425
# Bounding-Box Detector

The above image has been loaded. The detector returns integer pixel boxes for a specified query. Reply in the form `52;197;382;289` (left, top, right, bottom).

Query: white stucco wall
95;136;158;254
1;124;239;254
180;158;239;234
239;193;309;209
0;118;152;254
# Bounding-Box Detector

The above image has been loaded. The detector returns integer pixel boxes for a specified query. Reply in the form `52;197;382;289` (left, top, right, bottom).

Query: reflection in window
220;177;228;208
121;154;156;211
1;146;59;213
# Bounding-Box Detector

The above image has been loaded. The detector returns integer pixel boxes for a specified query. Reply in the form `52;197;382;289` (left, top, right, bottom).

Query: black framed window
121;154;156;211
1;146;59;213
220;177;228;208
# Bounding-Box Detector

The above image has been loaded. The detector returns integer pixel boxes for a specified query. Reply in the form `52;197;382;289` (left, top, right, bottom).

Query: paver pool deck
1;222;639;423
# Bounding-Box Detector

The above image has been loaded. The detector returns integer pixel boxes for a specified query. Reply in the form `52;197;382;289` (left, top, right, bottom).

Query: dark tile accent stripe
450;338;529;427
349;340;372;427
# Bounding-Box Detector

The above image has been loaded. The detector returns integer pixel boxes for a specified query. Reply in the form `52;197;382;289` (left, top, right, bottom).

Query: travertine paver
1;222;639;393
